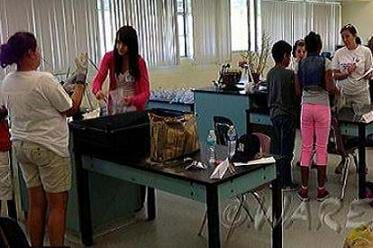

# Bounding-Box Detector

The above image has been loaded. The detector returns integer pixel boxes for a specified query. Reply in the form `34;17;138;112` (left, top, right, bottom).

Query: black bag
0;217;29;248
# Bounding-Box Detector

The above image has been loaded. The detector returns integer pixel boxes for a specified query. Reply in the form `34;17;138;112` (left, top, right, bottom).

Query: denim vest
298;53;325;89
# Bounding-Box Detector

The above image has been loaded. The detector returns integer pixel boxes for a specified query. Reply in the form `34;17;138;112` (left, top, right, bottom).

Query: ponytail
0;32;37;68
0;43;15;68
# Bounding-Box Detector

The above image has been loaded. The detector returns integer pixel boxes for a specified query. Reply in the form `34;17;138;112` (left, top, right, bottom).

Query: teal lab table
73;149;282;248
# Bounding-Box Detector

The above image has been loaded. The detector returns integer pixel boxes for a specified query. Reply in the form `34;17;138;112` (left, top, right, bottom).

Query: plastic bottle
206;130;217;166
227;125;237;159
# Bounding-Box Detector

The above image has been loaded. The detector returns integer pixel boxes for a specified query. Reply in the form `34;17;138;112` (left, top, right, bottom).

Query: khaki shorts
13;140;71;193
345;90;371;106
0;151;13;200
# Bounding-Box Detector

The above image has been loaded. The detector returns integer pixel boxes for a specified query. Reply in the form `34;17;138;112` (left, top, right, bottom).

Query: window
231;0;249;51
96;0;179;66
261;0;341;52
97;0;117;56
176;0;193;57
230;0;258;52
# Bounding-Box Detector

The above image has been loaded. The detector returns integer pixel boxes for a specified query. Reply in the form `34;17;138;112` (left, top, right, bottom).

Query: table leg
147;187;156;220
206;185;220;248
75;153;93;246
358;124;366;199
246;110;253;134
272;178;282;248
6;200;17;219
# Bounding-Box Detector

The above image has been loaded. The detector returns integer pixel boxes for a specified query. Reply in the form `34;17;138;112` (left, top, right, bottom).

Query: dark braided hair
305;31;322;54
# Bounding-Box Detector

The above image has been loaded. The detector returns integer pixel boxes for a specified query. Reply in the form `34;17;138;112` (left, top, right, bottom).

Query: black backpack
0;217;29;248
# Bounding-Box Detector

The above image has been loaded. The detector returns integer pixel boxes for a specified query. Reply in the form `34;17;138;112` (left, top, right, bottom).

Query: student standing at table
332;24;373;174
92;25;150;115
291;39;309;168
296;32;340;201
0;32;86;246
332;24;373;106
267;40;298;191
290;39;306;71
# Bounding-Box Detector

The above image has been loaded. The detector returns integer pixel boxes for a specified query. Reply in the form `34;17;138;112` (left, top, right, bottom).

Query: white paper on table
356;67;373;81
210;158;229;179
362;111;373;123
234;156;276;167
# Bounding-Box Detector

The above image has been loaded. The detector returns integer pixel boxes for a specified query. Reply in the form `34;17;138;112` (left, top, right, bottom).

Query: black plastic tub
69;111;150;161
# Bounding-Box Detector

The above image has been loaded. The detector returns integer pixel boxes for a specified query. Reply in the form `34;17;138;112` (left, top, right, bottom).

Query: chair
252;132;271;154
328;116;358;200
213;116;234;145
197;129;272;243
198;116;236;237
223;132;271;241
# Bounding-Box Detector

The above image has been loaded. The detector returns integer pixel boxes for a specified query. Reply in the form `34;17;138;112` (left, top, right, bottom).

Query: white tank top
109;71;136;115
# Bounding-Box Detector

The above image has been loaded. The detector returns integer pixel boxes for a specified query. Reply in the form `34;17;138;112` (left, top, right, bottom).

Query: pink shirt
92;51;150;111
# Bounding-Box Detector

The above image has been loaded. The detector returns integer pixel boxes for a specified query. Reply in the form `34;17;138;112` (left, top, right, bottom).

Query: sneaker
282;182;299;192
297;187;309;201
317;188;330;202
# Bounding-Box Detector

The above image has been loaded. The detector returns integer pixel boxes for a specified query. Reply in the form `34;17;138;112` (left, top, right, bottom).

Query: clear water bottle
206;130;217;166
227;125;237;159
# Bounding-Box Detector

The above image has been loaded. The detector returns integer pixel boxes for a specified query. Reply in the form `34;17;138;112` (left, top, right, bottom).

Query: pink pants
300;104;331;167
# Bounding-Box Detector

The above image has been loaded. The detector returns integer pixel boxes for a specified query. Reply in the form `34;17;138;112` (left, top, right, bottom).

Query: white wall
148;53;246;90
342;1;373;44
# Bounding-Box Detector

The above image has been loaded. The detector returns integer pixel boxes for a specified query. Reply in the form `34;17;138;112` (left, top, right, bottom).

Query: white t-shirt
0;71;72;157
332;45;373;96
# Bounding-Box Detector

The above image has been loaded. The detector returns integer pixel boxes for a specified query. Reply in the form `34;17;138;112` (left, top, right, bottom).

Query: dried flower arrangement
239;33;271;82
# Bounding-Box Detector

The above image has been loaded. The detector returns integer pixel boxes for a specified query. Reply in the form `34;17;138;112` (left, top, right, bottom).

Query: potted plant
239;33;271;84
